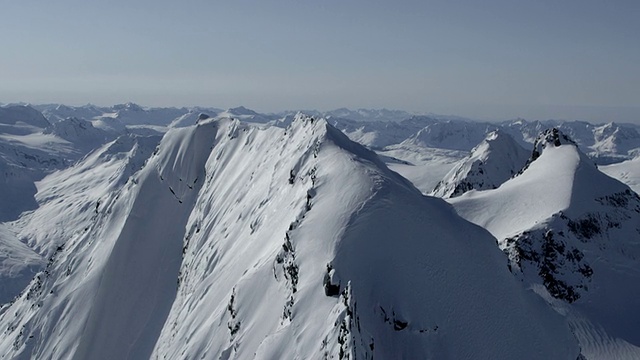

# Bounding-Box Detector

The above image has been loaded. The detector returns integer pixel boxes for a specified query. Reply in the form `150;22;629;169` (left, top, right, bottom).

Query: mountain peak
431;129;529;198
451;124;640;347
227;106;259;116
518;128;580;174
534;127;576;149
113;102;144;112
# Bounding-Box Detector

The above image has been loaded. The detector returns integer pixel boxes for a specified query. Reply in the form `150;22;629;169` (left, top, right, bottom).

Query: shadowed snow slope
0;116;578;359
431;130;529;198
450;128;640;358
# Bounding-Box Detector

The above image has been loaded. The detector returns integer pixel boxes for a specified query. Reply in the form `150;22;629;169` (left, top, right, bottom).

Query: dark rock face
323;264;340;297
504;225;592;303
503;187;640;303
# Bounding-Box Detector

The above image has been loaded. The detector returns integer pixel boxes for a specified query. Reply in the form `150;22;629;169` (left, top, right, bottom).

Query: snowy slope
431;130;530;198
12;133;162;255
450;128;640;356
0;106;68;220
169;109;218;128
329;117;421;149
599;156;640;194
376;144;467;194
590;123;640;162
0;106;123;221
0;116;578;359
0;224;42;305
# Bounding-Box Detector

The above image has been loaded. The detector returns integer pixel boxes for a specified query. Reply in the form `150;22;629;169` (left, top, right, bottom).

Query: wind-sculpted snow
450;128;640;356
432;130;529;198
0;116;579;359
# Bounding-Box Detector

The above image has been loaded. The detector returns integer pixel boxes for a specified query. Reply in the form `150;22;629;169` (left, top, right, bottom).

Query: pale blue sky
1;0;638;122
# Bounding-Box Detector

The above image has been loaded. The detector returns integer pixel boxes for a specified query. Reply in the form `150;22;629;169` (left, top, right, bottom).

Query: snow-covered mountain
3;102;640;358
323;108;413;122
168;109;217;128
325;115;640;164
0;115;580;359
400;118;498;151
450;128;640;357
43;117;115;152
0;105;69;220
28;102;640;164
38;104;106;124
431;130;530;198
39;102;223;129
0;105;50;132
215;106;279;124
98;102;188;126
326;117;422;149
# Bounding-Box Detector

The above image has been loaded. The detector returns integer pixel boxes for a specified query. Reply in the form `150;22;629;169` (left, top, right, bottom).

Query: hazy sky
1;0;638;122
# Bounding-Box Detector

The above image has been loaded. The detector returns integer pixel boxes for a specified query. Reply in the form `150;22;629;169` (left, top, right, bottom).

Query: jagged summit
0;116;578;359
431;129;529;198
517;127;582;175
531;127;576;156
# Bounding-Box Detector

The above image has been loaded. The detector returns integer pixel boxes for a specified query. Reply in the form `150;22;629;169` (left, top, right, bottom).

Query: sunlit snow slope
0;117;578;359
600;156;640;194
